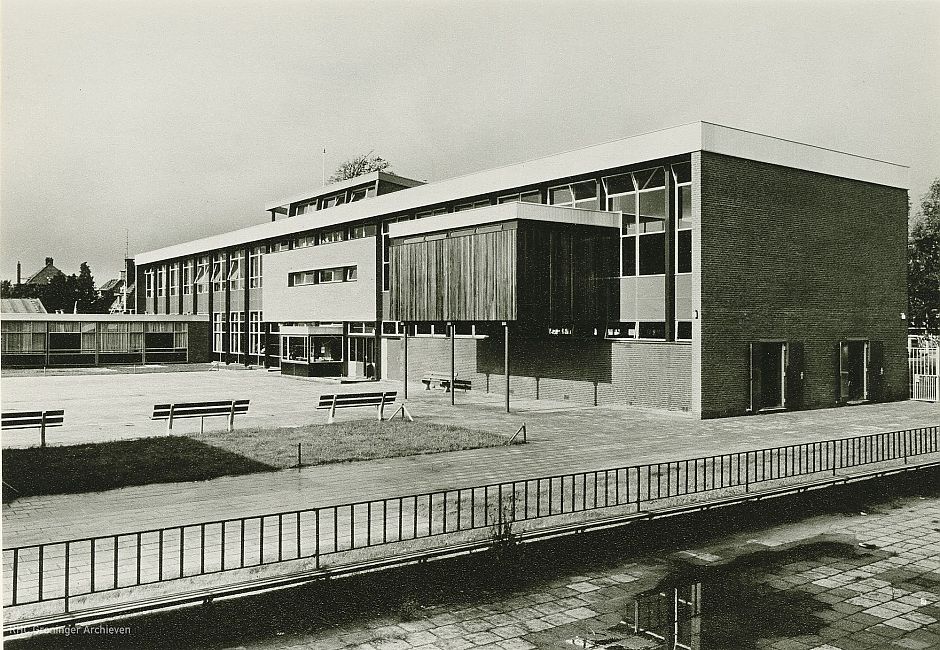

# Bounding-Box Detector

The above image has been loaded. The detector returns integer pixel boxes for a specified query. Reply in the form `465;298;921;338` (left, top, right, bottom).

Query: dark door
751;341;786;412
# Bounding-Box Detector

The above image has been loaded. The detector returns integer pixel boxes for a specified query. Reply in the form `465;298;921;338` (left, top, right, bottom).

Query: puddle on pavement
563;539;874;650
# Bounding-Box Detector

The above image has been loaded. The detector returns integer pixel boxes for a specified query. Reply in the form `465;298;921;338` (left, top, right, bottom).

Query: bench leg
167;406;175;432
40;413;47;449
328;395;337;424
228;401;236;432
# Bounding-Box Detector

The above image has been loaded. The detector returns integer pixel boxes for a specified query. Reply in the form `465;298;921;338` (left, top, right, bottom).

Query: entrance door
750;341;786;412
839;340;868;402
348;337;376;379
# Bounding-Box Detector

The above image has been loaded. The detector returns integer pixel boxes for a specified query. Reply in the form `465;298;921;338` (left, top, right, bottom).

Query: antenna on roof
322;148;326;186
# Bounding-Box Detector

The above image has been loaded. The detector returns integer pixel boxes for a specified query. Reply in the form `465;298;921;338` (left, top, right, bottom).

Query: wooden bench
441;378;472;392
1;410;64;448
421;372;453;390
316;391;412;424
151;400;250;432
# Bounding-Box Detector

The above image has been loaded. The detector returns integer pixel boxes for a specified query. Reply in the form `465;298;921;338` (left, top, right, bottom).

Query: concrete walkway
2;367;937;547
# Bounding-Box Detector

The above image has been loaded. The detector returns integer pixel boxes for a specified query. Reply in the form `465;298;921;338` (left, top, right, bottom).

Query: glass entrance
348;337;376;379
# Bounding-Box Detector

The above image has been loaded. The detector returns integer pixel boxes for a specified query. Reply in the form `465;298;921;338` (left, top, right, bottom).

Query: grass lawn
190;420;507;469
2;437;274;503
3;421;507;502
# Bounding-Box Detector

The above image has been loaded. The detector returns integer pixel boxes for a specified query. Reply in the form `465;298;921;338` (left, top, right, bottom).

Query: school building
131;122;910;418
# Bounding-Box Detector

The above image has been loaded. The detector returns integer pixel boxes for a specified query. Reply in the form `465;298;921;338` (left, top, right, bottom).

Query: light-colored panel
262;238;377;323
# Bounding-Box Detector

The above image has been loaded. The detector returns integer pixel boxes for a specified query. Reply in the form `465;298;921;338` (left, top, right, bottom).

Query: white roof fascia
137;121;908;265
138;123;702;265
700;122;909;189
388;203;620;239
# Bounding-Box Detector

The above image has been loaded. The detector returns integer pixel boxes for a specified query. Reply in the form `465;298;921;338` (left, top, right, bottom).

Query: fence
909;337;940;402
3;425;939;617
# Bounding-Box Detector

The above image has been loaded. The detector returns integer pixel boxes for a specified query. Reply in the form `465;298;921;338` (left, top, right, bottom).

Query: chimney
45;257;54;267
16;261;21;285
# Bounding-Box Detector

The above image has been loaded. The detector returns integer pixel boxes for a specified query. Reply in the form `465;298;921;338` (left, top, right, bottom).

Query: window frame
673;163;693;276
182;259;193;295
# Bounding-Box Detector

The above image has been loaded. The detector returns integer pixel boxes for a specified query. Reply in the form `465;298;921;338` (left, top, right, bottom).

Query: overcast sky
2;0;938;283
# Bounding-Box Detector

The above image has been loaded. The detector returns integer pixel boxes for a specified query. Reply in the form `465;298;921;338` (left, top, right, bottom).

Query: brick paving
233;494;940;650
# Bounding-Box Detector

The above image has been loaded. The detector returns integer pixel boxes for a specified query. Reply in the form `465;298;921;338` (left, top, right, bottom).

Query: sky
2;0;939;283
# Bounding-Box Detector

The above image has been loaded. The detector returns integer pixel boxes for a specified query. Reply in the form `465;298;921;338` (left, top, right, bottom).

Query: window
383;216;413;290
318;229;346;244
317;267;343;283
157;267;166;298
549;180;598;209
350;224;377;239
295;234;316;248
295;201;316;215
606;168;666;277
454;200;491;212
604;321;667;340
145;269;154;298
229;252;243;291
212;313;224;353
272;240;291;252
168;263;179;297
498;190;541;204
182;260;193;295
382;321;405;336
288;266;356;286
676;321;693;341
311;335;343;362
249;311;262;355
410;322;448;338
674;162;692;274
605;322;636;340
230;312;243;354
349;188;368;202
195;256;209;294
281;335;308;361
416;208;446;218
211;254;225;291
638;322;666;340
348;322;376;335
249;247;263;288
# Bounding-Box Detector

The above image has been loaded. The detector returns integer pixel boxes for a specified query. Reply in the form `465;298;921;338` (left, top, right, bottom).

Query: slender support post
167;404;175;431
40;411;47;448
503;322;510;413
328;394;337;424
450;322;455;406
297;442;302;470
403;324;409;400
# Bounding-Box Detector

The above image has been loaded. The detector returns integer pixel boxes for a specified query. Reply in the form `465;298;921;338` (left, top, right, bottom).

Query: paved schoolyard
2;367;937;549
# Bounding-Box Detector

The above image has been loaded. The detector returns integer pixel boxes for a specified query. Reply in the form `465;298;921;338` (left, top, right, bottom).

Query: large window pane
639;232;666;275
677;185;692;229
549;186;573;205
639;189;666;232
621;236;636;277
604;174;634;195
678;230;692;274
638;322;666;339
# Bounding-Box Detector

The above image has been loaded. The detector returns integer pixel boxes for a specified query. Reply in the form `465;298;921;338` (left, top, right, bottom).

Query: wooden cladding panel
516;223;618;326
390;228;517;321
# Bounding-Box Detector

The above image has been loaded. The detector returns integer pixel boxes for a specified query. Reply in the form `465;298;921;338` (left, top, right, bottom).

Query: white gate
909;336;940;402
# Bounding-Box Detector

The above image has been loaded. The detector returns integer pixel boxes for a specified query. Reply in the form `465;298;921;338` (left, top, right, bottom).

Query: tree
909;178;940;332
76;262;97;312
328;152;391;183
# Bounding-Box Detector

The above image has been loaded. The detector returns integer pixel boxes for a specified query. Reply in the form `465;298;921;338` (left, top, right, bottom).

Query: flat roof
387;202;619;239
137;122;909;265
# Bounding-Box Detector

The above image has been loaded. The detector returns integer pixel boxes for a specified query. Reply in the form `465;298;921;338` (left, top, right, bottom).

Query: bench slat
2;410;65;430
316;392;398;410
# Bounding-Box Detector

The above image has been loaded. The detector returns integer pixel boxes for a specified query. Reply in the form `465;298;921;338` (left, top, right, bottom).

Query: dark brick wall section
699;152;908;418
386;337;692;411
187;321;211;362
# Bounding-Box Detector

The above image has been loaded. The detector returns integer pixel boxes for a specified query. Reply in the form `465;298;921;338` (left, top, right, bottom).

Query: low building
0;298;48;314
23;257;64;286
0;313;209;368
131;122;909;418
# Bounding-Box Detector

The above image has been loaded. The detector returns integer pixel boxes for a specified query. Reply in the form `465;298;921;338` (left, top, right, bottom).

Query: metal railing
3;425;938;615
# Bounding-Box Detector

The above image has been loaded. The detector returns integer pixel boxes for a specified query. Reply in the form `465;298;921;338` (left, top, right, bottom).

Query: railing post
64;541;70;613
744;451;749;493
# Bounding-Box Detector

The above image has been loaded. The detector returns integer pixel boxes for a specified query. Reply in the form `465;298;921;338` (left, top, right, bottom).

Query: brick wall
699;152;909;418
386;336;692;411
